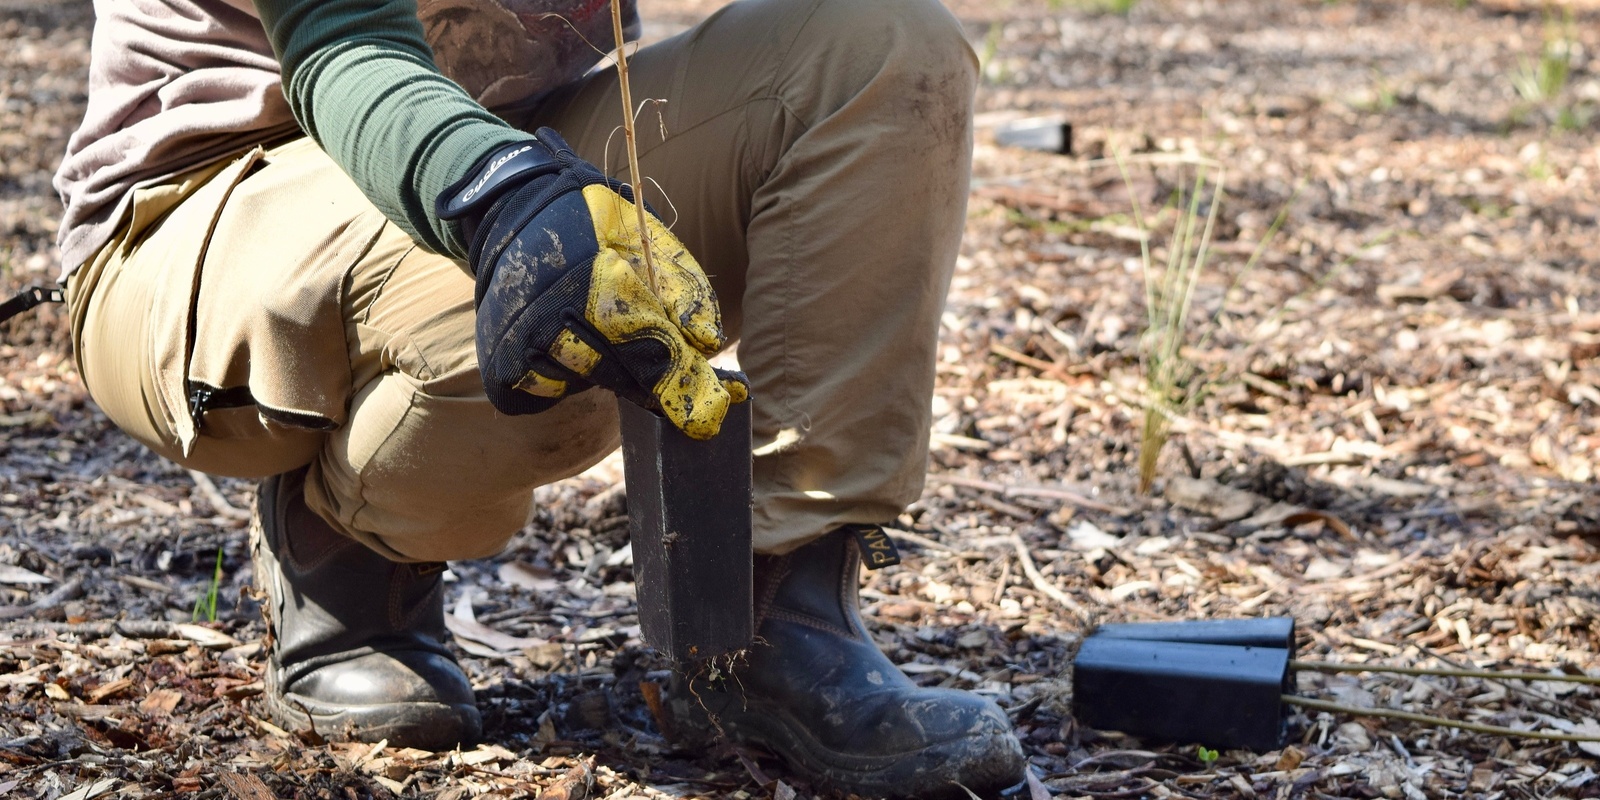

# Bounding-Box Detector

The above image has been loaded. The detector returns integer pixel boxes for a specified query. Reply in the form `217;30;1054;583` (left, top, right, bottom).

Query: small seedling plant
1124;161;1219;493
1116;154;1290;493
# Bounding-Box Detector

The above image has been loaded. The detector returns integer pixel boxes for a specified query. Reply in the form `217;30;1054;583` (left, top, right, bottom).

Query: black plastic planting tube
1072;617;1296;751
617;398;754;664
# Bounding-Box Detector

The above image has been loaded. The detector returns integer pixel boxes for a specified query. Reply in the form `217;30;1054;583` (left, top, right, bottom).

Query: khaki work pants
66;0;977;561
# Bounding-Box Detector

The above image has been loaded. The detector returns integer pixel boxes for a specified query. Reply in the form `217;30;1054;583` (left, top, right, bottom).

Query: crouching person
53;0;1025;796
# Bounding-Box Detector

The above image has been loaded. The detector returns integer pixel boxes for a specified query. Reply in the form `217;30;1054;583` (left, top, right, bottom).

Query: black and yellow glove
438;128;747;440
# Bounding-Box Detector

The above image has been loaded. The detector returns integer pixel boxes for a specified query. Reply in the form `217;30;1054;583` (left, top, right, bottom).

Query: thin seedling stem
1175;171;1222;353
610;0;659;294
1285;695;1600;744
1293;659;1600;685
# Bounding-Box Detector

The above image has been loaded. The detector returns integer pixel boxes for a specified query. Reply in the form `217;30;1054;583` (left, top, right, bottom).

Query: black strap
850;525;902;570
0;286;65;325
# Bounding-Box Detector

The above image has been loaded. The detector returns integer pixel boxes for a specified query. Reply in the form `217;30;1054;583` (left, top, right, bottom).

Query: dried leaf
956;629;990;649
0;564;52;585
174;624;240;649
456;744;517;766
735;748;773;787
639;680;667;731
1275;745;1305;771
525;641;565;669
1281;510;1355;541
1165;476;1263;521
1302;558;1346;581
86;677;132;704
447;594;550;653
59;779;117;800
138;688;183;715
1025;768;1052;800
1236;501;1305;532
451;637;506;660
218;771;275;800
537;759;594;800
1067;520;1120;550
498;561;562;593
1575;719;1600;758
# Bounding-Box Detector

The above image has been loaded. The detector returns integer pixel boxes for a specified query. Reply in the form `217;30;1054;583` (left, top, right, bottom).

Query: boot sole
669;691;1024;800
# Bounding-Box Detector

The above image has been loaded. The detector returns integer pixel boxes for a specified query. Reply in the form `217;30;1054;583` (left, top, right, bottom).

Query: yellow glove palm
446;130;747;440
540;186;747;439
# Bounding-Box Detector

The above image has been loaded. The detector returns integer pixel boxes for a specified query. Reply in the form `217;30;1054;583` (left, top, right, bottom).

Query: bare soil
4;0;1600;797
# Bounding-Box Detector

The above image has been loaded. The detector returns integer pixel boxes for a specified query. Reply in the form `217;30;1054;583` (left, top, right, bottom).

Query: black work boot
670;528;1026;799
251;469;481;749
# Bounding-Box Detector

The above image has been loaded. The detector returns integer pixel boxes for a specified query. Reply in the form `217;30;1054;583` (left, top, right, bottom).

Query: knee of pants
312;369;622;563
790;0;979;124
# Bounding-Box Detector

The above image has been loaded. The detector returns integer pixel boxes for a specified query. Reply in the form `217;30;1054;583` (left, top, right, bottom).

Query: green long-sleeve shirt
253;0;626;259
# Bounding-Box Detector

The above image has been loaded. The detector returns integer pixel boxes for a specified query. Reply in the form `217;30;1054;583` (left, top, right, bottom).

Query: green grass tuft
191;547;224;623
1509;10;1592;132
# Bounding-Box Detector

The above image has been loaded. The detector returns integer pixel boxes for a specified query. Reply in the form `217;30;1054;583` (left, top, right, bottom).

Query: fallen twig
1294;659;1600;685
0;577;83;620
1054;750;1186;776
0;620;237;645
1010;534;1091;623
933;474;1129;515
1415;643;1596;720
188;469;251;521
1299;547;1426;590
991;341;1078;379
888;528;958;553
930;431;995;452
1286;694;1600;743
1;620;183;640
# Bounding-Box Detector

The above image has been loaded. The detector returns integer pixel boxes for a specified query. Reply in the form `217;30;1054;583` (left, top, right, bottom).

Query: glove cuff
436;136;565;224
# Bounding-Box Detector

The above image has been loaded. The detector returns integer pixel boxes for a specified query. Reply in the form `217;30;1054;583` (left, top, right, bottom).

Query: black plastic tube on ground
1072;618;1296;751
